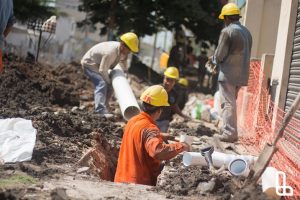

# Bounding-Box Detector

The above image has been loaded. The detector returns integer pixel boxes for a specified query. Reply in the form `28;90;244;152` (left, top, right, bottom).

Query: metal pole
149;34;157;81
36;29;42;62
163;31;167;51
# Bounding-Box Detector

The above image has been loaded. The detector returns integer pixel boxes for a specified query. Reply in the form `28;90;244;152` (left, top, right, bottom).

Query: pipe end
124;106;140;121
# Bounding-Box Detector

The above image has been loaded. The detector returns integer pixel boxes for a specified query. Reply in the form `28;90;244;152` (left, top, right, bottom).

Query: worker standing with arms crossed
114;85;190;186
211;3;252;142
81;32;139;118
0;0;16;74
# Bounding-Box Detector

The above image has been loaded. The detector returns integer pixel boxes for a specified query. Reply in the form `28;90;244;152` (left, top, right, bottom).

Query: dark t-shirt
174;84;188;110
198;54;208;74
157;88;177;121
167;45;184;68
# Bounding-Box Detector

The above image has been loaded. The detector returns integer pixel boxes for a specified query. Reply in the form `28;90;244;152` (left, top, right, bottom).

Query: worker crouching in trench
114;85;190;186
156;67;190;133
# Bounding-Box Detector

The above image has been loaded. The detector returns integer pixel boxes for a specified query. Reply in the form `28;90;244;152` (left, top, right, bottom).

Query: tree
14;0;56;22
78;0;226;45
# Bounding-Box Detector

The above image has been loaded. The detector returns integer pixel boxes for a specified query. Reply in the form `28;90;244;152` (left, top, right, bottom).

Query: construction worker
197;51;208;90
168;43;184;75
81;32;139;118
211;3;252;142
0;0;16;74
156;67;190;132
176;78;189;110
114;85;190;186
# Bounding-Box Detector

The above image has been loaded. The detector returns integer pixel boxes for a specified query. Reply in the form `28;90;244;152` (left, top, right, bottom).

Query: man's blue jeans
83;67;111;114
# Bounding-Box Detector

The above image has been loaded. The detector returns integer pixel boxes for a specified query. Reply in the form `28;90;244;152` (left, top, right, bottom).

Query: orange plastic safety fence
236;61;300;199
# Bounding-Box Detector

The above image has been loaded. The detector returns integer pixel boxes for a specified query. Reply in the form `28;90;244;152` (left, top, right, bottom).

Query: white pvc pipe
228;158;250;177
261;167;281;200
110;65;140;121
183;151;257;174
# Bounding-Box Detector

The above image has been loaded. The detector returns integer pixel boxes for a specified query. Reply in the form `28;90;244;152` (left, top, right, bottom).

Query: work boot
214;134;238;142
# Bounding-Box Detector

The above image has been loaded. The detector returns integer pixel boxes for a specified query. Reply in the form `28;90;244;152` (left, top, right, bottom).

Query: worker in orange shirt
114;85;190;186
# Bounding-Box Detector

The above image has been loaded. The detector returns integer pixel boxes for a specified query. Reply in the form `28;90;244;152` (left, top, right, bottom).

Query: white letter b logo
276;171;293;196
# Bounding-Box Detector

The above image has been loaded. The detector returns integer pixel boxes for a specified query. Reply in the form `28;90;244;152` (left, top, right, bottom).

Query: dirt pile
31;111;122;166
0;56;269;199
0;55;82;110
155;155;272;200
0;56;122;181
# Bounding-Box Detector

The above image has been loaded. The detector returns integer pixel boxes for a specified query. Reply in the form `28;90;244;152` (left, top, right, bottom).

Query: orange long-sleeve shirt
114;112;184;186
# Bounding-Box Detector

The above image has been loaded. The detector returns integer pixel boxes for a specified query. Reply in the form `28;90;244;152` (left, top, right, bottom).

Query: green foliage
78;0;224;44
14;0;56;22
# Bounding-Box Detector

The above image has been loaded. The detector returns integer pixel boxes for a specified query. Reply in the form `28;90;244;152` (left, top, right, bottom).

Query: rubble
0;56;270;199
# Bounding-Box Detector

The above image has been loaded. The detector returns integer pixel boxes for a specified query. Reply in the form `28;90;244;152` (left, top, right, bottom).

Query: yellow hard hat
178;78;189;87
140;85;169;107
164;66;179;79
120;32;139;53
219;3;240;20
159;52;169;69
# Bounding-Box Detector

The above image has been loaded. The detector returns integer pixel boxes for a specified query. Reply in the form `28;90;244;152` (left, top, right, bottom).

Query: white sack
0;118;37;163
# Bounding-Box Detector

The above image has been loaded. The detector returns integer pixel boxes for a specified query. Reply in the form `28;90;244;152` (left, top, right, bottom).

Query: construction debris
0;57;271;199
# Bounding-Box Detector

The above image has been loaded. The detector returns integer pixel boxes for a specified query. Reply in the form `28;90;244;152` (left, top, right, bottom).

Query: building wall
271;0;298;110
55;0;105;43
243;0;281;59
5;27;28;58
55;0;106;62
257;0;281;57
55;17;76;45
6;0;107;65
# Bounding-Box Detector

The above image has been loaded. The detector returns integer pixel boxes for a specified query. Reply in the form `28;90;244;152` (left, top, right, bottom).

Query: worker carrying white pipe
81;32;139;118
114;85;190;186
156;67;191;132
208;3;252;142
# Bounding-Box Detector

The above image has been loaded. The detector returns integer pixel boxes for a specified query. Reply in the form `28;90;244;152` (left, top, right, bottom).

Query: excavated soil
0;55;270;199
154;156;272;200
0;55;122;180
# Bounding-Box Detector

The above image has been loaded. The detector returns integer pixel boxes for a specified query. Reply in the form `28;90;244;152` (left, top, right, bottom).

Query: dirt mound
0;56;122;179
0;57;81;110
54;61;93;91
155;157;272;200
0;188;25;200
170;122;215;137
31;110;122;165
0;56;269;199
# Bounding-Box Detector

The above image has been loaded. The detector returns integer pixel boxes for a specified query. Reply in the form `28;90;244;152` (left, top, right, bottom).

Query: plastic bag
0;118;37;163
